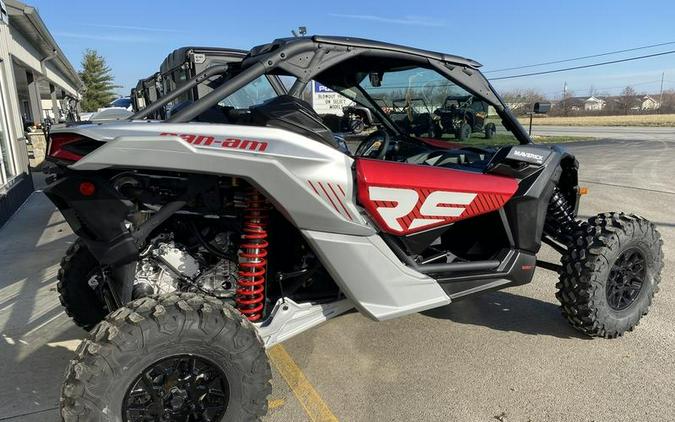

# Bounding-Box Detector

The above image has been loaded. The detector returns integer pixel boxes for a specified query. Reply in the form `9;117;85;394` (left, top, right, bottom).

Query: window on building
0;65;15;186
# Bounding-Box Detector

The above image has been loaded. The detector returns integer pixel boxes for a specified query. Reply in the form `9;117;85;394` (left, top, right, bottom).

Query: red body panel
416;137;462;150
356;159;518;235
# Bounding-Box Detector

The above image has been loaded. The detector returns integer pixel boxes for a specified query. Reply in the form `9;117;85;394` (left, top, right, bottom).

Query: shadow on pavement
421;290;589;340
0;193;83;419
0;323;83;419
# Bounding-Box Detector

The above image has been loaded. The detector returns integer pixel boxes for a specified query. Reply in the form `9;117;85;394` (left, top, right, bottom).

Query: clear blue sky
30;0;675;98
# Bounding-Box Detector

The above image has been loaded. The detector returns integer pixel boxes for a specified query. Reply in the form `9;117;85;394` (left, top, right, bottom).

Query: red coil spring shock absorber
236;189;269;321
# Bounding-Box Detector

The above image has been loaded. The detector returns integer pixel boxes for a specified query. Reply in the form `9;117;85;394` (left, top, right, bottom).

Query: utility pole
659;72;664;113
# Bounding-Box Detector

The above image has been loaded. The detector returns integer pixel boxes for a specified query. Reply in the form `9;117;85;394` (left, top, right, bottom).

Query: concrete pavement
531;125;675;142
0;136;673;421
270;138;675;421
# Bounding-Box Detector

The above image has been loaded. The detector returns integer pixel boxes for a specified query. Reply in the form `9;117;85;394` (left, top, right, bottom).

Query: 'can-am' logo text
160;132;268;152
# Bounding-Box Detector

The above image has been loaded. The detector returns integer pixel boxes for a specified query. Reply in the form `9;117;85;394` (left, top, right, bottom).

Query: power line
484;41;675;74
490;50;675;80
525;79;667;97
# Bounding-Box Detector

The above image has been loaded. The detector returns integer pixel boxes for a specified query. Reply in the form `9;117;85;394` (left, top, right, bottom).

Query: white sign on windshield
311;81;354;116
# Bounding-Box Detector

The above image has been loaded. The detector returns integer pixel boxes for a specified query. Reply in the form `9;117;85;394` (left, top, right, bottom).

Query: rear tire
60;292;272;421
57;240;107;330
556;213;663;338
484;122;496;139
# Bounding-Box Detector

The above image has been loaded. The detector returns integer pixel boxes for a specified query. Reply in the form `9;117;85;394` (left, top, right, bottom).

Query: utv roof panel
249;36;482;68
313;36;482;67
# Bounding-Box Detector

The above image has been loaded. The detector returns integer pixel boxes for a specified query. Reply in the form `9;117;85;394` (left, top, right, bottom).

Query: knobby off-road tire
61;292;272;421
57;239;108;330
456;123;472;142
557;213;663;338
484;122;496;139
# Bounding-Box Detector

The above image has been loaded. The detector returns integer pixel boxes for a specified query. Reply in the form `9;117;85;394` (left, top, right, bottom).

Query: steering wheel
355;129;391;159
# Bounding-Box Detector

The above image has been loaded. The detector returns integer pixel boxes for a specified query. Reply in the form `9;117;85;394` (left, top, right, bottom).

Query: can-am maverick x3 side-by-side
130;46;287;120
44;36;663;421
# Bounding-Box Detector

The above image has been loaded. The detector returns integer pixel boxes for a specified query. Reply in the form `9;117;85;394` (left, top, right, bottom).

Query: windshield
218;75;277;108
332;66;519;148
110;97;132;108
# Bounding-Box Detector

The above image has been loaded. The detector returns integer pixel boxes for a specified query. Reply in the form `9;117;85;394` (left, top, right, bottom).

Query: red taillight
47;133;84;162
79;181;96;196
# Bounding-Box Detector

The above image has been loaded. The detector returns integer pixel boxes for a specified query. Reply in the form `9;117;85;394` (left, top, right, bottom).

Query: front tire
60;293;272;421
556;213;663;338
484;122;496;139
455;123;471;141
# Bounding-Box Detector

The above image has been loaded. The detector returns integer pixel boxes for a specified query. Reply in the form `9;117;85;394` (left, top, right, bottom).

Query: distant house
584;96;606;111
640;95;660;110
558;96;586;111
559;94;660;113
505;101;527;111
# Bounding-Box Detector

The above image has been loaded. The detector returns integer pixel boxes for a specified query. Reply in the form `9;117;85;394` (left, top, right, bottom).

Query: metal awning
4;0;82;94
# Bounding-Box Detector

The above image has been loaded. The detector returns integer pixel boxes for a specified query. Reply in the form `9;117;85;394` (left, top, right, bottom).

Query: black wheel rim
606;248;646;311
123;354;229;422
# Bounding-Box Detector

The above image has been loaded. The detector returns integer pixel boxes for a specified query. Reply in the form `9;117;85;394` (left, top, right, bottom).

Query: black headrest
250;95;338;149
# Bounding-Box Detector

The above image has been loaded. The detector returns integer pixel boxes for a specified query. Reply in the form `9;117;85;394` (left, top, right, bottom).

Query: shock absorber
236;189;269;321
544;187;580;245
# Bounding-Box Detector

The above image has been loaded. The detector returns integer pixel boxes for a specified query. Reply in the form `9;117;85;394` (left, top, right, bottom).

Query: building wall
0;22;29;180
0;20;32;226
0;3;81;227
584;101;605;111
9;28;78;97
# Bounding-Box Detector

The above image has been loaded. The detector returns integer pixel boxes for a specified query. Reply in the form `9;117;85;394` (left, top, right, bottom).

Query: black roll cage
130;45;287;121
163;36;532;144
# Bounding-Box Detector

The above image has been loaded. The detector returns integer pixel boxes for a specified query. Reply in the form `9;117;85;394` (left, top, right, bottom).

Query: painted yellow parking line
268;399;286;410
268;344;339;422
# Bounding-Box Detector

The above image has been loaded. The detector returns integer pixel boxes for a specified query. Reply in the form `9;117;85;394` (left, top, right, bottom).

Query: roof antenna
291;26;307;37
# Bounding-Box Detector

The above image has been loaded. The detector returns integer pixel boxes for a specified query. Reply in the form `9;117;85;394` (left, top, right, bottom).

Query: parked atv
45;36;663;421
434;95;496;141
130;46;286;120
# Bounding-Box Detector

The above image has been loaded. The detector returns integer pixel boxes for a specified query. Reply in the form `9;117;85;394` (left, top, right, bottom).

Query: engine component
133;243;183;297
196;259;238;298
152;241;200;279
236;189;269;321
133;239;237;300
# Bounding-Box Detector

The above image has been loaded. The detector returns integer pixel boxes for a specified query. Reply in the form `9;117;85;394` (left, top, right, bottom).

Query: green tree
78;49;119;111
